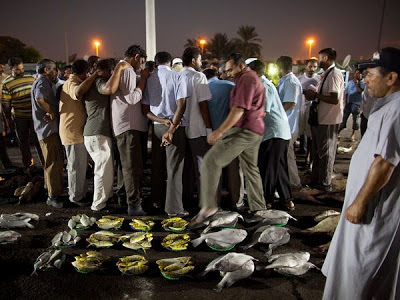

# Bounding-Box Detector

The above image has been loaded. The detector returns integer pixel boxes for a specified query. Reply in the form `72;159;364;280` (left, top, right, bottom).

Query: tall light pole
306;39;315;58
62;0;69;63
94;41;100;56
146;0;156;61
377;0;386;51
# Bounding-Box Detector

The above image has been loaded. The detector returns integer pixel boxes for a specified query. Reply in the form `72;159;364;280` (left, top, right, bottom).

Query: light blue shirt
207;77;235;130
346;80;365;105
260;75;291;141
142;65;189;126
278;72;303;134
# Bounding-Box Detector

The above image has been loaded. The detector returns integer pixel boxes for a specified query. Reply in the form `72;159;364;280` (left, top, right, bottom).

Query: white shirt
181;67;212;139
317;64;344;125
298;73;320;113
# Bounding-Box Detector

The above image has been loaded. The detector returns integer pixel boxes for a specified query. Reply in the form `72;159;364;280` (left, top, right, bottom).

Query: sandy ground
0;128;358;300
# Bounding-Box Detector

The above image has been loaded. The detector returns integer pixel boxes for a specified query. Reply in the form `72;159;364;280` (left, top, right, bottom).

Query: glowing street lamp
93;40;101;56
199;39;207;54
306;39;315;59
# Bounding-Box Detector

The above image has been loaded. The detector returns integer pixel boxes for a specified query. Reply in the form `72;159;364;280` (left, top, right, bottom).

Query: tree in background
0;36;42;63
231;25;262;58
207;33;235;60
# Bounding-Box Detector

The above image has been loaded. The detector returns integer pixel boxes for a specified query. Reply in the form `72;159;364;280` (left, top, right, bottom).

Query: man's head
363;47;400;98
318;48;337;70
36;59;57;81
88;55;100;75
225;53;246;79
124;44;147;71
63;65;72;80
96;59;114;79
182;46;202;71
353;68;362;81
203;68;217;80
248;60;266;77
305;59;318;77
72;59;89;81
145;61;156;73
276;56;293;77
8;57;24;78
154;51;172;67
218;61;227;80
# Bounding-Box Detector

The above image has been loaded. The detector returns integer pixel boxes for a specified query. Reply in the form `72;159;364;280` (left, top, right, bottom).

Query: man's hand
43;111;55;122
162;118;173;127
140;69;151;80
346;201;366;224
207;129;223;145
161;129;174;146
304;89;317;101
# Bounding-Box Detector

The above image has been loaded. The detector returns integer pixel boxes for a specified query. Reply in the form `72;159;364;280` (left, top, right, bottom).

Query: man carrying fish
322;47;400;300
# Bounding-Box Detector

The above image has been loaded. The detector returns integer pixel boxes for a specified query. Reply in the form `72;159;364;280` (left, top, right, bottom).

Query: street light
93;40;101;56
306;39;314;59
199;39;206;54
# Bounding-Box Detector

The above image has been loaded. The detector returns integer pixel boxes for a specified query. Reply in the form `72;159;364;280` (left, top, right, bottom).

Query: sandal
168;210;189;218
283;200;295;211
187;211;216;230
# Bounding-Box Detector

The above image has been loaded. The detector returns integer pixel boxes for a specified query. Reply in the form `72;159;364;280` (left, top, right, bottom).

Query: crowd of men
0;43;399;299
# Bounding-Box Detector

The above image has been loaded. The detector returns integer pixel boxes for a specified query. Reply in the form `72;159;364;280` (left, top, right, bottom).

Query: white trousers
84;135;114;211
64;143;88;202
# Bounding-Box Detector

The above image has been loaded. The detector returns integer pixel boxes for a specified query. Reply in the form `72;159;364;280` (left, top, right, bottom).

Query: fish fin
289;216;298;221
239;240;256;251
264;248;273;258
25;218;34;229
202;226;211;234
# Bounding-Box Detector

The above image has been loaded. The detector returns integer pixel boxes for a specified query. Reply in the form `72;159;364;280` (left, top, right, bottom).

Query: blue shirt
260;75;291;141
346;80;365;105
278;72;303;134
207;77;235;130
142;65;189;126
31;74;60;141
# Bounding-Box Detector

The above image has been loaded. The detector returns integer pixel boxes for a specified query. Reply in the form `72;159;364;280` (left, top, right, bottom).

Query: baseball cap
245;58;257;65
358;47;400;74
172;58;183;65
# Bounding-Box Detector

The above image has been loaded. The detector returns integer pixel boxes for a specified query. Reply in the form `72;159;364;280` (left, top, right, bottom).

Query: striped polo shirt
1;74;35;118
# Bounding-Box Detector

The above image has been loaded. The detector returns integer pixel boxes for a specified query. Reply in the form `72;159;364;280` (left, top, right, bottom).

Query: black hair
248;60;265;77
96;59;113;73
305;59;318;65
36;59;54;74
88;56;99;69
71;59;88;75
319;48;337;61
203;68;217;80
227;53;246;66
201;61;210;70
8;57;23;68
125;45;147;59
145;61;156;72
65;64;72;70
182;46;202;66
276;56;293;72
219;60;226;69
154;52;172;65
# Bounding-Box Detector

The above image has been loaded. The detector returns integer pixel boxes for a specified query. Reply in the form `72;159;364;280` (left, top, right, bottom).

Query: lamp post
199;39;206;54
306;39;314;59
94;41;100;57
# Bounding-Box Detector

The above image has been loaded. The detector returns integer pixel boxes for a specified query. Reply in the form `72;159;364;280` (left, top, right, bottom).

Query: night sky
1;0;399;62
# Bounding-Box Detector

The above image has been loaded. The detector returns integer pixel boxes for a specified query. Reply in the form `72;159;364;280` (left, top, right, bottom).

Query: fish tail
191;236;204;248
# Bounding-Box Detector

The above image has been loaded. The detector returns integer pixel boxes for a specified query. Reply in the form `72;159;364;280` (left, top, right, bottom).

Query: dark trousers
258;138;292;202
14;118;44;167
0;134;11;167
339;103;360;131
153;125;186;214
115;130;143;207
360;113;368;138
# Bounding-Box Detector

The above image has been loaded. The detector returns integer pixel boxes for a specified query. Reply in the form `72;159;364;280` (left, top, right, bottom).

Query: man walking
305;48;344;191
189;53;266;226
31;59;64;208
276;56;303;191
322;47;400;300
142;51;188;216
1;57;44;168
111;44;150;216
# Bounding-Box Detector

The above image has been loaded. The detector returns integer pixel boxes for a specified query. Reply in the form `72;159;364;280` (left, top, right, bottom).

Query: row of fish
72;251;107;273
51;229;81;247
68;214;97;230
32;249;66;275
161;234;191;251
157;256;194;279
86;231;154;252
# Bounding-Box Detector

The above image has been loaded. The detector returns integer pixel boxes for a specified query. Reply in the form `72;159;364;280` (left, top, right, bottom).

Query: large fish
0;230;21;243
191;228;247;248
240;225;290;254
202;211;243;233
201;253;256;276
215;260;255;292
274;262;319;276
245;209;297;225
301;215;340;235
258;252;310;270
